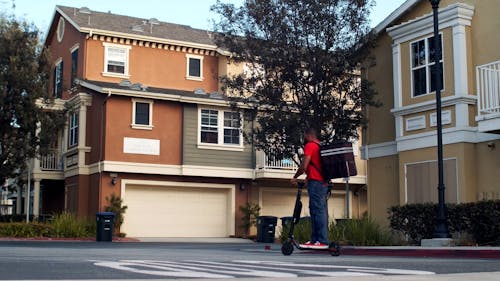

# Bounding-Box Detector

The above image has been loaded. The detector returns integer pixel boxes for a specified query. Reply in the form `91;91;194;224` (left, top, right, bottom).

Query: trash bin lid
96;212;115;217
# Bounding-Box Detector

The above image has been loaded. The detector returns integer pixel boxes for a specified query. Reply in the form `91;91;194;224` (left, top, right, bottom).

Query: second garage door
122;183;233;237
260;188;348;223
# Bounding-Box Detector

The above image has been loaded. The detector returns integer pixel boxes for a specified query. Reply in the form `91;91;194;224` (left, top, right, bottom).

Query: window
200;109;219;143
71;48;78;87
186;54;203;80
411;34;443;97
132;99;153;129
199;108;242;148
223;112;241;145
53;60;63;98
103;43;131;77
68;112;79;147
56;17;65;43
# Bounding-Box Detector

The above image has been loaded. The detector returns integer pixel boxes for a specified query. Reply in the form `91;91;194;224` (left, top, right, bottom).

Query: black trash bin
96;212;115;242
280;216;294;228
256;216;278;243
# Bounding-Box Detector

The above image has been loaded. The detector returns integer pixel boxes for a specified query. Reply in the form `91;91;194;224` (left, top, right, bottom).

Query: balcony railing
40;149;63;171
256;150;298;170
477;60;500;116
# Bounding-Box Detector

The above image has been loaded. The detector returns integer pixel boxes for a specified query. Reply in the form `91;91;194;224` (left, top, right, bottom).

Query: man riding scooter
291;128;329;250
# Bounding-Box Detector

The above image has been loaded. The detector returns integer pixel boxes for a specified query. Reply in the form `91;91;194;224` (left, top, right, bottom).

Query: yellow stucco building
363;0;500;224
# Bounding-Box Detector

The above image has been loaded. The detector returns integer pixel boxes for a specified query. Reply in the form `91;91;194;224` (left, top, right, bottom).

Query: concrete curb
340;246;500;258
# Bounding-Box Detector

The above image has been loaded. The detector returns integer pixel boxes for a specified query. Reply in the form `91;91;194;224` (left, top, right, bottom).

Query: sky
1;0;407;35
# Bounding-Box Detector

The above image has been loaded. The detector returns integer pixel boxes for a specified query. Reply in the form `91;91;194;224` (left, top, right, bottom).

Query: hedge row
388;200;500;245
0;213;95;238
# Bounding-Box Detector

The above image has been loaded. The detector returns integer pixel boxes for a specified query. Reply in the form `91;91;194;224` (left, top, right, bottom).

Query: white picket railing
477;60;500;115
40;149;63;171
256;150;298;170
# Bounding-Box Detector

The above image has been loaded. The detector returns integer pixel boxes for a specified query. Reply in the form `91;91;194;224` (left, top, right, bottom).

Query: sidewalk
181;271;500;281
339;245;500;259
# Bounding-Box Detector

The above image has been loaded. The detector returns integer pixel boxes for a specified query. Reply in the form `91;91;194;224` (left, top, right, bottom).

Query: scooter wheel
329;242;341;256
281;242;294;256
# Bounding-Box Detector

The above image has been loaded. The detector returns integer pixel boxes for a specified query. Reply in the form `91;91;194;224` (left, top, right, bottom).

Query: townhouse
16;6;368;237
363;0;500;224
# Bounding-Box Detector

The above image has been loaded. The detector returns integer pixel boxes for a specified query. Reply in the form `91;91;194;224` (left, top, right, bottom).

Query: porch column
33;179;41;217
16;185;22;214
24;183;30;215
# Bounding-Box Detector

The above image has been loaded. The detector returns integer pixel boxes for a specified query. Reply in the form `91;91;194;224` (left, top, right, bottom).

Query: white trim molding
182;165;254;179
405;115;426;131
396;127;500;152
361;141;398;160
430;110;452;127
391;95;476;116
387;3;475;45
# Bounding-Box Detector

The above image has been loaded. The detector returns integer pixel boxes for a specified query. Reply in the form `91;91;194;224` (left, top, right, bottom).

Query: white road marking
93;261;232;278
92;259;436;279
187;260;375;277
234;260;436;275
121;260;297;278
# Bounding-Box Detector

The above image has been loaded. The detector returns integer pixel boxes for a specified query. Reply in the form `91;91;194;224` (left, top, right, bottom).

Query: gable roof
53;5;218;50
373;0;422;34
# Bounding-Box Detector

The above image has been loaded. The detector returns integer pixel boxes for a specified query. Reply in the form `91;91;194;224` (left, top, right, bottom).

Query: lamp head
429;0;440;8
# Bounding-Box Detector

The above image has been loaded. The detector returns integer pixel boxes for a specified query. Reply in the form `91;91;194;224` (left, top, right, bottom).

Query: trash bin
280;216;294;228
256;216;278;243
96;212;115;242
300;216;311;224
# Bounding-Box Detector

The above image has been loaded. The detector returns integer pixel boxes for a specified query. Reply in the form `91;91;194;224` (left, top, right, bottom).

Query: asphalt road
0;242;499;280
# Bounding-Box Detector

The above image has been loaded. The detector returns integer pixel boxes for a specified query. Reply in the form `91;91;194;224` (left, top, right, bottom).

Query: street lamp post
430;0;450;239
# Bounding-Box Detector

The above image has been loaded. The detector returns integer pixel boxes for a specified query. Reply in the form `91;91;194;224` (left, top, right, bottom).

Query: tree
0;15;64;187
211;0;379;159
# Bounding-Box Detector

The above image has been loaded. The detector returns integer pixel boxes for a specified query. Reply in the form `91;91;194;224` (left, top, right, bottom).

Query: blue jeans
307;180;329;244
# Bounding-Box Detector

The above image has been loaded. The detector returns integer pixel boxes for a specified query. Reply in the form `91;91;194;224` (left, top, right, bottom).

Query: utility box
96;212;115;242
256;216;278;243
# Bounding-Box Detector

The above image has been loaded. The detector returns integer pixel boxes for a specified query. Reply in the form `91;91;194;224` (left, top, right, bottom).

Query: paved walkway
136;237;255;243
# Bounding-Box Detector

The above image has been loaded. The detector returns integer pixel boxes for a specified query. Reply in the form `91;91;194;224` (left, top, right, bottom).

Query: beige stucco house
363;0;500;224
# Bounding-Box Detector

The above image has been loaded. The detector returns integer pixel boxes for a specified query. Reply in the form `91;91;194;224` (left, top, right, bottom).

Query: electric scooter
281;182;340;256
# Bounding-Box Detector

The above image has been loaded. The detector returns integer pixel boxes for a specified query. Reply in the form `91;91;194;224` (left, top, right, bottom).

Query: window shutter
58;61;63;97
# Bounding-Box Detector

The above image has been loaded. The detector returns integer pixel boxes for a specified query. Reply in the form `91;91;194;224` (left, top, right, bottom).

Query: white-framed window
186;54;203;81
410;33;443;97
53;59;63;98
198;108;243;150
103;43;131;77
68;112;79;147
132;99;153;130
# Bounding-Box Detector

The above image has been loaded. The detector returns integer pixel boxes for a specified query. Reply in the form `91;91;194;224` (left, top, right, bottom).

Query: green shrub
388;200;500;245
278;218;311;243
330;217;392;246
0;222;52;237
104;193;128;234
239;203;261;236
279;216;391;246
50;213;95;238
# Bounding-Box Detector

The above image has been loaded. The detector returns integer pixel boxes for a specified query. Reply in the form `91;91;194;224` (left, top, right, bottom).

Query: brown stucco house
362;0;500;225
18;6;368;237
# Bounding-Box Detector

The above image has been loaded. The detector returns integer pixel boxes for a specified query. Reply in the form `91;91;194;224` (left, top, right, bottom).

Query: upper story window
199;108;242;150
411;34;443;97
103;43;131;77
186;54;203;81
53;59;63;98
68;112;79;148
132;99;153;130
70;46;78;88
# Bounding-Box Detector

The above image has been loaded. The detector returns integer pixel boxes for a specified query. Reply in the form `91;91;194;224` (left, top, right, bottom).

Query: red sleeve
303;143;315;157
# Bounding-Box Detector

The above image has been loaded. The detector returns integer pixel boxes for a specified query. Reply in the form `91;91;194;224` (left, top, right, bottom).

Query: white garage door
122;184;232;237
260;188;348;226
